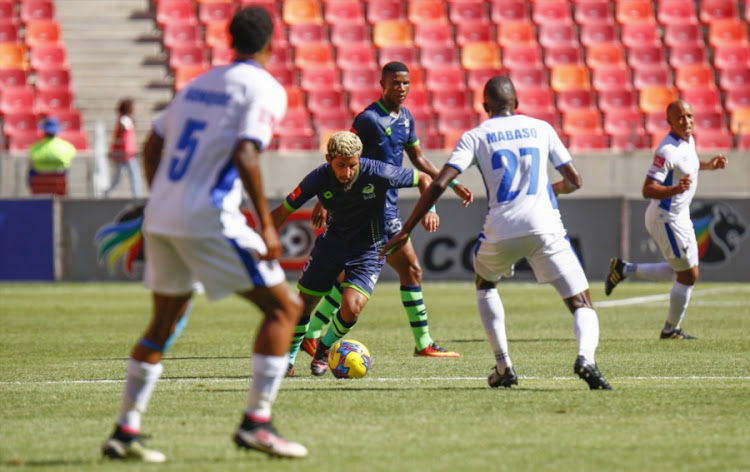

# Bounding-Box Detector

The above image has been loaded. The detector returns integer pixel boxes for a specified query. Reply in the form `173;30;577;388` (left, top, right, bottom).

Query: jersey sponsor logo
323;190;333;199
289;186;302;201
362;183;376;200
692;201;748;265
486;127;537;143
184;88;231;106
652;155;666;169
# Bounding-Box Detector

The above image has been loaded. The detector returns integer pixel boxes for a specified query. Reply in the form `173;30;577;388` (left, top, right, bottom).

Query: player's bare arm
642;175;691;200
406;144;474;206
700;155;728;170
233;139;281;261
142;131;164;186
270;204;293;229
310;200;327;229
552;163;582;196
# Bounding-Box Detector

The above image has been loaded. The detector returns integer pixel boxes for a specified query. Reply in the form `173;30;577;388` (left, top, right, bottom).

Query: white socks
117;358;163;432
573;307;599;363
626;262;675;281
245;353;289;422
476;288;511;370
666;281;694;330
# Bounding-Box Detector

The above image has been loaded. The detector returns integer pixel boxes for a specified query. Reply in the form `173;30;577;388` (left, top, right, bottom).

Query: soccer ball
328;339;371;379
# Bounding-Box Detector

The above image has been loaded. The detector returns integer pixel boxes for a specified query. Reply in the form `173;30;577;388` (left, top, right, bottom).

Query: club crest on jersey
362;183;376;200
653;155;666;169
403;119;410;128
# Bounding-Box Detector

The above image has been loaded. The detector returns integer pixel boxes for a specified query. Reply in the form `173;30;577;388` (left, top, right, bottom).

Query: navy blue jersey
283;158;418;249
351;101;419;212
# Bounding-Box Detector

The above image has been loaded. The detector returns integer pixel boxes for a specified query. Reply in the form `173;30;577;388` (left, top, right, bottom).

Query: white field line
2;375;750;386
595;286;750;308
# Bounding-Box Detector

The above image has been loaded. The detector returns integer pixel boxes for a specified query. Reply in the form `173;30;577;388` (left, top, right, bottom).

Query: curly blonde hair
326;131;363;158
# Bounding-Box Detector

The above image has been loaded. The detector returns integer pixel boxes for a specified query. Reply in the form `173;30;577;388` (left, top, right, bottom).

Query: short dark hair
230;6;274;55
118;98;133;115
382;61;409;77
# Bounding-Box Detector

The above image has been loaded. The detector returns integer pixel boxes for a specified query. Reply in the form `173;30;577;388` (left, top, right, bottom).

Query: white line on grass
2;375;750;385
596;286;749;308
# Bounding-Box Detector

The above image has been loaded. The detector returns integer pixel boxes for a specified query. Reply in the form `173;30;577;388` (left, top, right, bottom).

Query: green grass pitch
1;281;749;471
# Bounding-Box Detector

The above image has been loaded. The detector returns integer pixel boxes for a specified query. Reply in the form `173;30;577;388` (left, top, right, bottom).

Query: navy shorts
298;235;385;299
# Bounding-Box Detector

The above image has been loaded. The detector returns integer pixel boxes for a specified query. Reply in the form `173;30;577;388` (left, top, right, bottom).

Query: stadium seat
609;129;649;151
550;64;591;92
632;64;672;89
299;66;340;92
644;110;669;134
34;68;71;91
378;45;419;68
330;23;371;47
174;64;209;90
407;0;448;25
628;45;668;71
490;0;529;23
414;23;454;48
373;20;413;48
531;0;572;26
155;0;198;28
598;89;638;112
699;0;738;24
508;66;548;91
515;86;555;115
0;43;28;69
693;110;728;132
713;44;750;71
455;21;493;47
0;68;28;88
341;68;379;92
366;0;405;23
274;108;315;137
282;0;324;25
719;67;750;91
2;111;38;137
425;65;466;92
35;88;73;115
24;19;61;48
621;22;661;49
168;44;207;71
278;133;318;152
0;0;16;23
724;86;750;113
449;0;490;24
461;42;501;70
675;64;717;92
283;85;305;109
543;44;582;68
336;44;377;71
579;22;617;48
681;88;723;113
348;87;383;114
265;63;294;86
204;20;230;49
8;130;42;152
29;44;69;72
561;108;603;136
592;66;633;92
198;1;236;24
0;85;35;114
603;108;644;135
54;109;82;132
729;107;750;135
313;107;353;134
162;23;202;52
294;42;334;69
568;132;609;152
708;19;749;48
466;67;504;91
324;0;365;25
639;85;678;114
663;23;704;48
573;1;612;25
432;89;470;113
538;23;577;48
586;43;626;70
497;21;537;48
436;109;475;134
442;129;465;151
210;46;233;66
419;45;459;69
20;0;54;23
0;20;18;44
694;128;733;151
501;44;542;70
556;89;596;112
288;22;327;46
657;0;698;26
58;129;89;151
29;172;67;195
615;0;656;25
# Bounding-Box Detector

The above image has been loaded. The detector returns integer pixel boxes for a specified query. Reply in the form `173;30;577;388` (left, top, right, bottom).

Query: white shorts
473;231;589;298
143;227;286;301
645;205;698;272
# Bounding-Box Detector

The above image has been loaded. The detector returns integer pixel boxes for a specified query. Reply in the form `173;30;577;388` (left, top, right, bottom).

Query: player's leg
301;281;342;356
311;286;369;375
386;239;459;357
661;265;699;339
287;292;321;375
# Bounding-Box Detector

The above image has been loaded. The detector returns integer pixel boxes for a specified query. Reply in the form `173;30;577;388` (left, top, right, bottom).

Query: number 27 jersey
446;114;572;241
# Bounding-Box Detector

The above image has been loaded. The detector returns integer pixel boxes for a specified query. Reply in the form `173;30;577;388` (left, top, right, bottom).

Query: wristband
428;205;437;213
449;179;459;188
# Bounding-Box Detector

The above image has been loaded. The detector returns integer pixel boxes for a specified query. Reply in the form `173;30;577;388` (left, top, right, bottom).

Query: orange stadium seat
336;44;377;71
204;20;230;49
490;0;528;23
497;21;537;47
461;42;501;70
532;0;572;26
0;43;28;69
0;68;28;88
550;64;591;92
35;68;71;91
633;64;672;89
425;65;466;92
592;66;632;92
156;0;198;28
162;22;202;51
579;22;617;48
373;20;413;48
420;45;459;69
282;0;324;25
562;108;603;136
709;19;749;48
621;22;661;49
639;85;678;114
366;0;405;23
330;23;371;47
615;0;656;25
719;66;750;91
414;23;453;48
502;44;542;70
324;0;365;25
35;88;73;115
729;107;750;135
699;0;738;24
294;42;334;69
657;0;698;25
174;64;209;90
538;23;577;48
713;44;750;71
663;23;704;48
586;43;626;70
568;132;609;152
288;23;327;46
455;22;493;47
556;89;596;112
407;0;448;25
675;64;717;92
198;1;236;24
449;1;490;24
20;0;54;23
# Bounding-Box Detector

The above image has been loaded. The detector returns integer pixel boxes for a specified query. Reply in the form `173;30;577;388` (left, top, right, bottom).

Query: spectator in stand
105;98;144;198
28;116;76;193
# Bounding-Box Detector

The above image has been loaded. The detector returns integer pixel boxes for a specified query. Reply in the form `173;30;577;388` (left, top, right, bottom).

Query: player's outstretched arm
552;163;582;196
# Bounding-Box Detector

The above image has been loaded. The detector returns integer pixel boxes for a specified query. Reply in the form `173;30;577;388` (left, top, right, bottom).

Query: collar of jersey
376;100;397;115
233;59;262;68
668;131;689;143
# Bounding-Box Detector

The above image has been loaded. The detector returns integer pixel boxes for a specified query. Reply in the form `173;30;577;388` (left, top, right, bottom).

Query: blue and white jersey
143;60;287;238
282;158;418;250
647;132;699;222
446;114;572;241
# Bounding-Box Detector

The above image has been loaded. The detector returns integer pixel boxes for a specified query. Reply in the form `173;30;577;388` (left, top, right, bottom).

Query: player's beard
327;167;357;192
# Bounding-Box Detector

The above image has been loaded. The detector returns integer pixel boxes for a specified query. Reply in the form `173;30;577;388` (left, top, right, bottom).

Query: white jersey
447;114;573;241
646;132;699;222
143;60;287;238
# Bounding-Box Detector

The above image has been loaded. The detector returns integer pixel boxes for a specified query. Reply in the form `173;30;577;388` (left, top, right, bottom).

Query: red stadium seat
490;0;529;23
699;0;739;24
288;23;328;47
538;23;577;48
274;108;315;137
204;20;231;49
556;89;596;112
313;107;353;134
265;63;295;86
615;0;656;25
680;88;723;113
162;23;202;52
502;44;542;70
449;0;490;24
724;86;750;113
515;86;555;115
669;43;710;67
35;68;71;91
156;0;198;28
198;1;236;24
348;87;383;114
0;85;35;114
341;68;379;92
0;20;18;44
621;23;661;49
174;64;209;90
436;109;476;134
466;67;504;91
694;110;728;132
24;19;61;48
57;129;89;151
520;108;561;134
675;64;717;92
708;19;749;48
8;130;43;152
210;46;233;66
657;0;698;25
579;22;617;48
568;132;609;152
573;1;613;25
299;66;340;92
336;44;377;71
55;109;83;132
277;134;318;152
598;89;638;112
432;89;470;114
543;44;582;68
168;44;208;71
330;23;371;47
508;66;548;91
603;108;644;135
0;0;17;22
532;0;572;25
414;23;454;48
0;68;28;88
35;88;73;115
324;0;365;25
632;64;672;89
663;23;704;48
455;21;493;47
378;45;419;68
20;0;54;23
644;110;669;134
719;67;750;91
592;66;633;92
407;0;448;25
294;43;335;69
694;128;733;151
425;65;466;92
2;111;38;137
627;44;666;71
497;21;537;48
586;43;626;70
283;86;306;110
713;44;750;71
366;0;405;23
420;45;460;69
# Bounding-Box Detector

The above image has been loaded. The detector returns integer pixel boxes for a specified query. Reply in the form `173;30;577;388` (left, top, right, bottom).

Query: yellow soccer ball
328;339;371;379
